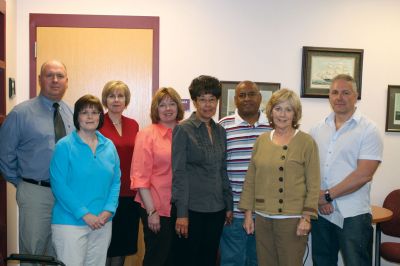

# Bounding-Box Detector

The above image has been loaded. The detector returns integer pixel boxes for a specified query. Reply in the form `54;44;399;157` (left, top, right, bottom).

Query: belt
22;178;51;188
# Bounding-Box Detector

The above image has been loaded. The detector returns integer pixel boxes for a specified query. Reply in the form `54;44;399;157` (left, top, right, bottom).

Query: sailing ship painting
310;55;355;89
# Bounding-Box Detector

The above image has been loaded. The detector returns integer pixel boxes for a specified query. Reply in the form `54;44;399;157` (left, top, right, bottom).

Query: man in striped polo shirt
219;80;272;266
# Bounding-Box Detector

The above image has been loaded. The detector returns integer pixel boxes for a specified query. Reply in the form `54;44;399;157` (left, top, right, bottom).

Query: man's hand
318;189;328;205
319;203;334;215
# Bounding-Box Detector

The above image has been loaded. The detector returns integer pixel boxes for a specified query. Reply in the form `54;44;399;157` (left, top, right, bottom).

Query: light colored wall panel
37;27;153;127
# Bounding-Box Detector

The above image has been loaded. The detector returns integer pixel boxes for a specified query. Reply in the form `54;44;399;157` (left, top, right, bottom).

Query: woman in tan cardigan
238;89;320;266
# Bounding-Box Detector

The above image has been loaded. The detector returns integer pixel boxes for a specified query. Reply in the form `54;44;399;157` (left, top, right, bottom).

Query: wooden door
30;14;159;127
30;14;160;266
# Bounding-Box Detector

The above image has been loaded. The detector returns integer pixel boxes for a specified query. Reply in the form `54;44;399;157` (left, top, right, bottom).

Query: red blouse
100;113;139;197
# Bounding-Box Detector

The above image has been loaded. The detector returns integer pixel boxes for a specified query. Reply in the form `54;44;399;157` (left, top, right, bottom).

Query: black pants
107;197;140;257
170;205;226;266
140;208;174;266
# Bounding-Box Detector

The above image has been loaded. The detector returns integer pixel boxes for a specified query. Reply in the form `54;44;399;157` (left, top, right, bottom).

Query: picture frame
301;46;363;99
385;85;400;132
219;81;280;118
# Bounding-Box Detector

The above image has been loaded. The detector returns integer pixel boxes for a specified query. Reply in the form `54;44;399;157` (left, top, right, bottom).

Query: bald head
235;80;259;95
234;80;262;121
40;60;67;76
39;60;68;101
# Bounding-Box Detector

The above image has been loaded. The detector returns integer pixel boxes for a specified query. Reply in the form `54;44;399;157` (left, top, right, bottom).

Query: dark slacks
171;205;226;266
311;213;373;266
107;197;140;257
140;207;174;266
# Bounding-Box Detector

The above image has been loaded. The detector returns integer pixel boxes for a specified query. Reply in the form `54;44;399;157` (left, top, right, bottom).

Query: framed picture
386;85;400;132
301;46;363;99
219;81;280;118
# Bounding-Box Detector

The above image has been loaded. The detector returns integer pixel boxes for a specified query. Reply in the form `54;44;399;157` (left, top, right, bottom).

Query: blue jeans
311;213;373;266
220;217;258;266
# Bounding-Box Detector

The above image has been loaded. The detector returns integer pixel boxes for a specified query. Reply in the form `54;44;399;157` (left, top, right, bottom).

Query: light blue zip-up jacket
50;130;121;226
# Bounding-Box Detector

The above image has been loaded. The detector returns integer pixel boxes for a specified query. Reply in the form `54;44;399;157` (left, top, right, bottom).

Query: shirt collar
72;130;106;146
189;112;216;128
39;94;64;111
39;94;55;110
326;108;361;126
233;109;269;127
154;123;172;137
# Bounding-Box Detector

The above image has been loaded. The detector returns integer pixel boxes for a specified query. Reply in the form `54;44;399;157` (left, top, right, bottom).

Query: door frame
29;13;159;98
0;0;6;262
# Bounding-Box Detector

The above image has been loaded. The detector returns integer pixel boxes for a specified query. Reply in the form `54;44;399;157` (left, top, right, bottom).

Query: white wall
8;0;400;265
5;0;18;258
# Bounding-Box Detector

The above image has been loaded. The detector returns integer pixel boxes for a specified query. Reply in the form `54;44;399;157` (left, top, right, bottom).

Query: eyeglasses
79;110;101;117
196;97;218;105
237;91;260;99
44;73;66;80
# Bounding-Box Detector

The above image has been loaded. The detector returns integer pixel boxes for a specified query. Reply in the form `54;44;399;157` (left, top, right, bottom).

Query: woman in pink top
131;87;184;266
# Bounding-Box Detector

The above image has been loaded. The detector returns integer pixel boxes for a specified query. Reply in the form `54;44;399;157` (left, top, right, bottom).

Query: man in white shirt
310;74;383;266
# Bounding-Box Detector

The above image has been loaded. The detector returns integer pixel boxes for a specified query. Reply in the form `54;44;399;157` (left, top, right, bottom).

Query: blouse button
279;177;283;182
283;145;288;150
281;155;286;160
279;199;283;204
279;188;283;193
279;166;284;171
278;208;282;212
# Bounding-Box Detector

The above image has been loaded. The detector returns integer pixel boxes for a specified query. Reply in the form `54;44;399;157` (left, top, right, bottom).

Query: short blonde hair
101;80;131;107
265;89;302;129
150;87;184;123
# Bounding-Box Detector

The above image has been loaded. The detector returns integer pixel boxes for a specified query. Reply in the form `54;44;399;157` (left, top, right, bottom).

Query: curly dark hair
189;75;222;100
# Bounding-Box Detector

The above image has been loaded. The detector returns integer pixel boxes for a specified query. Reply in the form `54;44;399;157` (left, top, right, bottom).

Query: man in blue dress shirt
310;74;383;266
0;60;73;263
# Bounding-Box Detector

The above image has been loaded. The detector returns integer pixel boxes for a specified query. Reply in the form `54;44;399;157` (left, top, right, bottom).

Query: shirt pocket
255;196;265;209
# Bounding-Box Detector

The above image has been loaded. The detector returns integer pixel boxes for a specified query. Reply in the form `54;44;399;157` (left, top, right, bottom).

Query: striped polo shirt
219;109;271;218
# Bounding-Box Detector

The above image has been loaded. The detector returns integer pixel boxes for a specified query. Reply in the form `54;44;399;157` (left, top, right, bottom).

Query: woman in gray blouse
171;75;233;266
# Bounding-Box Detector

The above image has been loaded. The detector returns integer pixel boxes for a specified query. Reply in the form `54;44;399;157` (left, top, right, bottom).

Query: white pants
52;222;112;266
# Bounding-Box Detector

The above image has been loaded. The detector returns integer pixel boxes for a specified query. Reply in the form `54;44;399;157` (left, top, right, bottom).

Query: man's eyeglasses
45;73;66;80
237;92;260;99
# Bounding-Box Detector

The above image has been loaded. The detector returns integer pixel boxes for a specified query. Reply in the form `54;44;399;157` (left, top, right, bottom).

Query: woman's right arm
243;210;255;234
131;130;161;232
172;125;190;238
50;141;92;222
139;188;160;233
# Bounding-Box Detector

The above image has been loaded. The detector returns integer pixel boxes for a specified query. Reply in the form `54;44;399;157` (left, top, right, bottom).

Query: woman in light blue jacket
50;94;121;266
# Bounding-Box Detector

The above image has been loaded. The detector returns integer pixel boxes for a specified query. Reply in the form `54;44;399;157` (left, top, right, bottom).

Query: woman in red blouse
100;80;140;266
131;87;184;266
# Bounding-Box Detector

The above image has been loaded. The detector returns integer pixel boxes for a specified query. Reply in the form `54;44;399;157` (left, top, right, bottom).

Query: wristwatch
324;189;333;203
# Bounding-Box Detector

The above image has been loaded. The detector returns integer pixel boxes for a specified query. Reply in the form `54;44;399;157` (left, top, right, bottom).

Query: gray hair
330;74;358;94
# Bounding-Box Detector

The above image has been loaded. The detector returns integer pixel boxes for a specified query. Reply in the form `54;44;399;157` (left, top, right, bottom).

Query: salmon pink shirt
130;123;173;217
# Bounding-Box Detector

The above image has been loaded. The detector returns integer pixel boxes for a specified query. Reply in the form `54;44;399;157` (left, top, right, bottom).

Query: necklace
111;119;121;126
